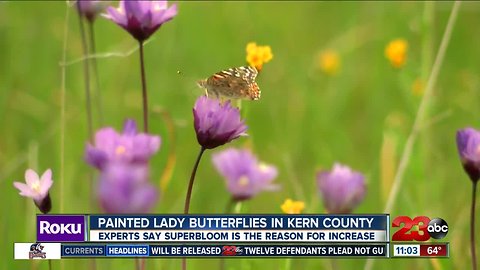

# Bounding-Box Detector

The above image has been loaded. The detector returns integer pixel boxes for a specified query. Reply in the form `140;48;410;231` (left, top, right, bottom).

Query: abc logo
427;218;449;239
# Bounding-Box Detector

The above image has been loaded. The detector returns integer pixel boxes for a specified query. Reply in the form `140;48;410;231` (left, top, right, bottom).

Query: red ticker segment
419;244;448;257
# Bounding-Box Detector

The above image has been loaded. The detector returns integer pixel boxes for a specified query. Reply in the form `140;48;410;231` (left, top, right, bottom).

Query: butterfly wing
205;66;261;100
237;66;260;100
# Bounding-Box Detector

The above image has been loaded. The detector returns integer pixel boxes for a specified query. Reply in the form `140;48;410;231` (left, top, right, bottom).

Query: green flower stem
139;41;149;132
220;198;239;270
88;21;103;126
76;3;93;142
183;147;206;270
77;4;97;270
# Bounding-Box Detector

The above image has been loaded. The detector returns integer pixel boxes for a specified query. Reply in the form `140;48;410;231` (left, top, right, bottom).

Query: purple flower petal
77;0;105;22
13;182;36;197
103;0;177;42
124;0;146;21
317;163;366;214
152;1;168;10
85;144;108;169
85;119;161;169
131;134;161;161
123;119;138;135
213;148;256;181
39;169;53;195
25;169;39;187
256;163;279;188
40;169;52;183
456;128;480;182
94;128;119;152
104;6;128;26
212;148;278;201
98;163;158;213
153;4;177;26
193;96;248;149
129;183;158;212
13;169;54;209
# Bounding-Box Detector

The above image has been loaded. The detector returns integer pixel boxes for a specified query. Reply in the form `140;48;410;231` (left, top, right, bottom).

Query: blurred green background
1;1;479;269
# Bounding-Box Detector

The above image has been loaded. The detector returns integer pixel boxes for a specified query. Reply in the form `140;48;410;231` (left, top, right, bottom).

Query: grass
2;1;480;269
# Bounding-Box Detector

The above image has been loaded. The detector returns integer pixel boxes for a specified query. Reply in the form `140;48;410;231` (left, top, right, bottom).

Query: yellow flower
281;199;305;214
385;39;408;68
246;42;273;71
246;42;257;54
411;78;424;96
318;49;340;75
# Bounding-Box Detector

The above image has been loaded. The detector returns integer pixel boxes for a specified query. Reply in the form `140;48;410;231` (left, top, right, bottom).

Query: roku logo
39;221;82;234
37;215;86;242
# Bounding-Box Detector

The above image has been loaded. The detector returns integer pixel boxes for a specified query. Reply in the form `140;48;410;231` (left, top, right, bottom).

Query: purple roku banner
37;215;86;242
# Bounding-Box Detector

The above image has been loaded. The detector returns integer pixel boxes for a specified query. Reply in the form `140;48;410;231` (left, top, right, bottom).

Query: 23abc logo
392;216;449;241
222;246;243;256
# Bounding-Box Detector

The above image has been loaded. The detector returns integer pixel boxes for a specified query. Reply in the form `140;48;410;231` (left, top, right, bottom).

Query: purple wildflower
77;0;105;22
85;119;161;169
212;148;278;201
456;128;480;182
98;163;158;213
193;96;248;149
13;169;53;213
103;0;178;42
317;163;366;214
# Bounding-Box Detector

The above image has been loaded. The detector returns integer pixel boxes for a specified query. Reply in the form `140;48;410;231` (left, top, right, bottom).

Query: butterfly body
197;66;261;100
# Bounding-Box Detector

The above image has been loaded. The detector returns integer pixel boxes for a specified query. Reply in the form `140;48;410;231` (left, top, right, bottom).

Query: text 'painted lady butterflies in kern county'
197;66;260;100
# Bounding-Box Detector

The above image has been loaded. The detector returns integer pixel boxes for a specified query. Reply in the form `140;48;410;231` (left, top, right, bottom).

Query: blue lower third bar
106;245;150;257
62;245;105;257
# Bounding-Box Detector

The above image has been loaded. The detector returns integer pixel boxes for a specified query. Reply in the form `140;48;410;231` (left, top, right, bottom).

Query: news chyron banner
15;214;452;259
14;214;390;259
88;215;388;243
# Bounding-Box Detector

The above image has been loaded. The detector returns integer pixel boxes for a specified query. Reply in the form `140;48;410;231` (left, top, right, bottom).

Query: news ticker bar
15;243;390;259
15;243;450;259
392;243;449;258
36;214;390;243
